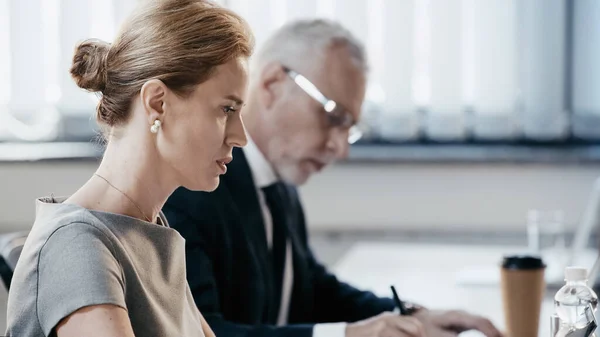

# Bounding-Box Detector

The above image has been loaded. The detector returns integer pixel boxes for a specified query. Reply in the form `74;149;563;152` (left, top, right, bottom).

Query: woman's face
159;58;249;191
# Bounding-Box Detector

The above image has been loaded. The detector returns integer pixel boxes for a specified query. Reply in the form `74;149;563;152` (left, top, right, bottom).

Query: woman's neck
69;132;177;224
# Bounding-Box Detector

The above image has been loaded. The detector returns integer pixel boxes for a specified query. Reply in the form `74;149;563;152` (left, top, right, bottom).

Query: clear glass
527;209;566;254
527;209;568;282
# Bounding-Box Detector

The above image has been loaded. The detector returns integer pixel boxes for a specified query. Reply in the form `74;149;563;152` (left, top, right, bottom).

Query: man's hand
346;312;427;337
413;309;504;337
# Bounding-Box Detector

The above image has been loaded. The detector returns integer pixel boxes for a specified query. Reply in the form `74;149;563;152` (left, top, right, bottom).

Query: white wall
300;163;600;233
1;160;598;234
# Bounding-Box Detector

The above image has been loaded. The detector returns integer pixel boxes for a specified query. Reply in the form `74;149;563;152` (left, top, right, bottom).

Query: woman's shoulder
26;197;120;256
7;198;129;337
38;196;113;228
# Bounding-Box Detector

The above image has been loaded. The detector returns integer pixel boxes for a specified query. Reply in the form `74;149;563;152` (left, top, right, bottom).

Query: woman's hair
70;0;254;127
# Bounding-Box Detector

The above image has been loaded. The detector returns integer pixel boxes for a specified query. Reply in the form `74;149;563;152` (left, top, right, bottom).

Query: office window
0;0;598;143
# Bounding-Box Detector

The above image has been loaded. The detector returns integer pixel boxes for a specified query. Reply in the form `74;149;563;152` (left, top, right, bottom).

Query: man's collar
242;136;278;188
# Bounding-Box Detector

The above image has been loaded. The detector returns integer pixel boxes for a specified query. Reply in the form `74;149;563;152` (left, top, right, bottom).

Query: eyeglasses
282;66;362;144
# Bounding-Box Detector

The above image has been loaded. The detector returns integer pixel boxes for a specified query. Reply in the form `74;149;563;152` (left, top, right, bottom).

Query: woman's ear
140;79;168;124
259;62;287;110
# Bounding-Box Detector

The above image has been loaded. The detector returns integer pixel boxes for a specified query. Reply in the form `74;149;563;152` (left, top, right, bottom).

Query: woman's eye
222;106;236;116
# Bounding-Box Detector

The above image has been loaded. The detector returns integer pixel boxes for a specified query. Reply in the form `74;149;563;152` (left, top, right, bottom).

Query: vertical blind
0;0;599;142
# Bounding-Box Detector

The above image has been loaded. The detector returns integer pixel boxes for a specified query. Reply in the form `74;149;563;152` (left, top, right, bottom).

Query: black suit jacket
163;147;395;337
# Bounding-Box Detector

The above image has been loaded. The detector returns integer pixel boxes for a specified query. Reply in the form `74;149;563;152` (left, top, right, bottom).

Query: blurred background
1;0;600;334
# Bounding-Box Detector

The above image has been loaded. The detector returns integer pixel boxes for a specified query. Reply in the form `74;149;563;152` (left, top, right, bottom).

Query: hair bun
70;39;111;92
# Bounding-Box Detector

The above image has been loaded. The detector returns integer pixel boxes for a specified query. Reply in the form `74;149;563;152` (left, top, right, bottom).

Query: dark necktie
261;181;291;323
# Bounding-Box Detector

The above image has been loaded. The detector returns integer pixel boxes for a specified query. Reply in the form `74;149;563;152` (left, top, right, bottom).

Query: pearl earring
150;119;161;133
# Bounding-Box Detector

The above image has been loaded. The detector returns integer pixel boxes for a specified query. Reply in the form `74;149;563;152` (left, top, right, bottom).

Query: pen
390;285;409;315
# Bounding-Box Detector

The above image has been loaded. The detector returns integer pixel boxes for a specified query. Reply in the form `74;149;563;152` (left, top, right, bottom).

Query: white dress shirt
243;138;346;337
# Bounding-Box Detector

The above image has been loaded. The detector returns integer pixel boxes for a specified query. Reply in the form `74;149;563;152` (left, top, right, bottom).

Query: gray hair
251;19;368;81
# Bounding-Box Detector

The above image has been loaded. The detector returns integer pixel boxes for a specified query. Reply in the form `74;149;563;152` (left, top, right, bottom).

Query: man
164;19;503;337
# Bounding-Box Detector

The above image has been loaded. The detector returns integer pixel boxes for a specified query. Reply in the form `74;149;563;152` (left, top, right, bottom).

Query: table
332;242;558;337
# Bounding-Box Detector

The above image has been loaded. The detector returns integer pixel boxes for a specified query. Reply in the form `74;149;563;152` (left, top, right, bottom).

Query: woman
5;0;253;336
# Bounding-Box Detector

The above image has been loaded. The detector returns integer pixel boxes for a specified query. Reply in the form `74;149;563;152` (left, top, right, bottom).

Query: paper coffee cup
501;255;546;337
